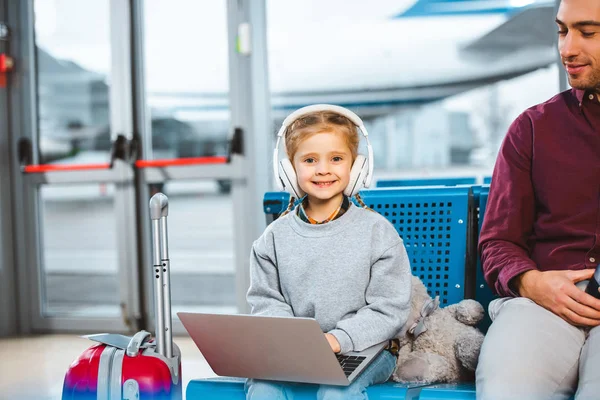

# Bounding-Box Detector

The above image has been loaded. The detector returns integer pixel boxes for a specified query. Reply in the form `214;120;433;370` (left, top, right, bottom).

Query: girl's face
292;131;353;203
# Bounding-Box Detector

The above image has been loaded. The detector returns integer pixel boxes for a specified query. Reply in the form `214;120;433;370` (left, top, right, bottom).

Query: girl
246;105;412;400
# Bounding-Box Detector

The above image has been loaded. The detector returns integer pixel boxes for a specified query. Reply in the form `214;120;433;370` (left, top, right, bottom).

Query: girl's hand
325;333;341;353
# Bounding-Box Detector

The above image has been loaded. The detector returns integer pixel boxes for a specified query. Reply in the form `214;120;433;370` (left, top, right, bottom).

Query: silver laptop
178;312;386;386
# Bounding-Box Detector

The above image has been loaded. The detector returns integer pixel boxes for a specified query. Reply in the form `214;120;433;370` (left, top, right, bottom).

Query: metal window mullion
110;0;140;332
0;0;19;337
227;0;270;314
8;0;39;334
130;0;154;334
110;0;134;141
131;0;151;159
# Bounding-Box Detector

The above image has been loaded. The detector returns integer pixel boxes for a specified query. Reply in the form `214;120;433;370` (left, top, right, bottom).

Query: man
477;0;600;398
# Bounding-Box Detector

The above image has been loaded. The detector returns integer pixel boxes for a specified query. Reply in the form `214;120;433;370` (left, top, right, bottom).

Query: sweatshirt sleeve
478;113;538;297
246;233;294;317
329;239;412;354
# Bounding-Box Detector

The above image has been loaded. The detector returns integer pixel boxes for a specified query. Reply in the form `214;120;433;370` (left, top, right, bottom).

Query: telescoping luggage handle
149;193;174;359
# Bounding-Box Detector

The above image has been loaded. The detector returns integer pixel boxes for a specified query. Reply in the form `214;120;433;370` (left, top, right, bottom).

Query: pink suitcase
62;193;182;400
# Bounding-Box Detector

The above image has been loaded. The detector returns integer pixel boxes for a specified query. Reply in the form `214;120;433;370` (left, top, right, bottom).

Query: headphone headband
273;104;374;193
276;104;367;138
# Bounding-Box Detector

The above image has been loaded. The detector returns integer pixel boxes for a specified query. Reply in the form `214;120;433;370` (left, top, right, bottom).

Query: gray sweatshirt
247;202;412;354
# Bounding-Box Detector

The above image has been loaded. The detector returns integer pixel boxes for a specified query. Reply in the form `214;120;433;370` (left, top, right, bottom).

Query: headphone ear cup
344;154;368;197
279;158;305;198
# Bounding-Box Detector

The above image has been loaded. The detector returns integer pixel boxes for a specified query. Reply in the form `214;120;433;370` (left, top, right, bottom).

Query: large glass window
33;0;121;318
40;184;120;316
144;0;230;160
34;0;112;164
155;181;236;315
143;1;236;315
266;1;559;181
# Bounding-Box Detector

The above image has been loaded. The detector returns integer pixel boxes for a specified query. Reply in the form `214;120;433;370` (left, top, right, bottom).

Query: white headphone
273;104;374;198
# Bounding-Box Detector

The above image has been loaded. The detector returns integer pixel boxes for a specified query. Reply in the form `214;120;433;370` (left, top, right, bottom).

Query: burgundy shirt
479;88;600;297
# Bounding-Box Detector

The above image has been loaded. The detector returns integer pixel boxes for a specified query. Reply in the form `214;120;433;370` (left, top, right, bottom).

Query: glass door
138;0;271;334
10;0;271;334
140;0;236;319
11;0;140;332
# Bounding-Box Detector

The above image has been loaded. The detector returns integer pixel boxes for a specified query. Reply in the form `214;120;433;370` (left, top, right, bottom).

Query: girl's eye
332;156;343;162
304;158;315;164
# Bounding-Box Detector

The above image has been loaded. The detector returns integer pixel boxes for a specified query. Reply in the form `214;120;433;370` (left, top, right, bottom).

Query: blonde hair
284;111;359;164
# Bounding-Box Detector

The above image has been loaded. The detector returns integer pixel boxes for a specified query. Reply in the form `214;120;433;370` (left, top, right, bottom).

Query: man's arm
479;114;538;297
480;113;600;326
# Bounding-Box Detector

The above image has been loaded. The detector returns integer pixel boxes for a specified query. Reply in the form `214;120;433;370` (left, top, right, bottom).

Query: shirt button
589;94;595;100
590;257;596;263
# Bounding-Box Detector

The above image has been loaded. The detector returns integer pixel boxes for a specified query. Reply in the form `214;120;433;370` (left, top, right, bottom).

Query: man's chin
568;78;600;92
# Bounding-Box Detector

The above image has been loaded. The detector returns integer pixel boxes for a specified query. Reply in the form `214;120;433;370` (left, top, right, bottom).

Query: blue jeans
245;350;397;400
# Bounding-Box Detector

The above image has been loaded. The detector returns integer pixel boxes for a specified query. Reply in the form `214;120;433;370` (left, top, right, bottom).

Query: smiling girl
245;105;412;400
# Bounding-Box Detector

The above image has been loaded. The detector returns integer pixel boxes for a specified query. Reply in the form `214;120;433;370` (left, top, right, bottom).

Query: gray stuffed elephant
392;276;485;384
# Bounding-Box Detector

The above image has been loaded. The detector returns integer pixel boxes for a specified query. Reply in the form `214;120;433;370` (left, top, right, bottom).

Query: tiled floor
0;334;216;399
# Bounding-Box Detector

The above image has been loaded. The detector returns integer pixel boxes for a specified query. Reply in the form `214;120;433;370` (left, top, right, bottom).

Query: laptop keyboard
336;355;366;377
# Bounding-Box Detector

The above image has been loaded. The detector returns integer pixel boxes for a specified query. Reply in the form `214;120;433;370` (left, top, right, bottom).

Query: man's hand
515;269;600;326
325;333;341;353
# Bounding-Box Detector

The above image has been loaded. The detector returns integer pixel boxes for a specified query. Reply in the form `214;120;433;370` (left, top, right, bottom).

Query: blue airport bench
483;176;492;184
359;186;473;305
263;191;293;224
186;378;428;399
471;185;496;333
186;186;477;400
418;384;476;399
265;187;474;304
376;177;477;188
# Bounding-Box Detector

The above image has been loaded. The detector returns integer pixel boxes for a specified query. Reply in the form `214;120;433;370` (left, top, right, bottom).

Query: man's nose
559;32;580;60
